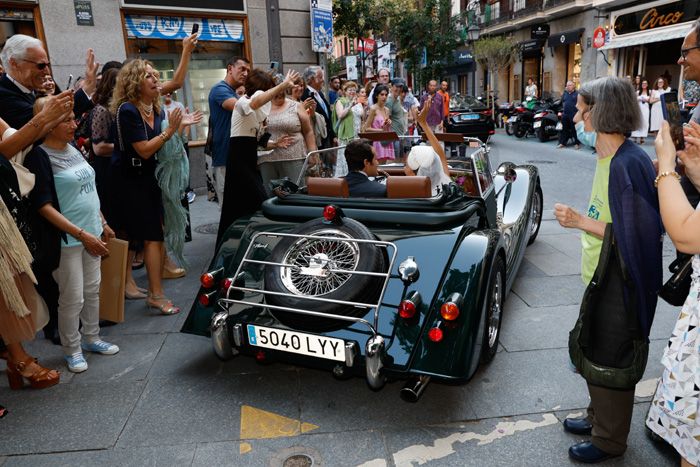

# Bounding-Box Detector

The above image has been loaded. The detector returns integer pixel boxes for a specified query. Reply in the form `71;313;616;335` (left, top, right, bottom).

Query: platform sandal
0;404;7;418
6;357;60;390
146;293;180;315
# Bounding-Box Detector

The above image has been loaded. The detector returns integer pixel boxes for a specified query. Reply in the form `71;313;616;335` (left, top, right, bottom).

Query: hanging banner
124;15;244;42
310;0;332;53
346;56;357;80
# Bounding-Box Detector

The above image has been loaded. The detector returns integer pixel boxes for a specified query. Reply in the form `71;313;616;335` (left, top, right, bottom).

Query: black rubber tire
480;255;505;364
264;217;386;332
527;183;543;246
505;122;514;136
537;128;548;142
514;125;526;138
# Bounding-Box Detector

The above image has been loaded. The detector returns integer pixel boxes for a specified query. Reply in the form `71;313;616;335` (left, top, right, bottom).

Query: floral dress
647;251;700;465
370;110;395;161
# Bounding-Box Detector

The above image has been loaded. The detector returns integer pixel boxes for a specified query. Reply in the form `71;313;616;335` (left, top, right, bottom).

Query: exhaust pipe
400;375;431;403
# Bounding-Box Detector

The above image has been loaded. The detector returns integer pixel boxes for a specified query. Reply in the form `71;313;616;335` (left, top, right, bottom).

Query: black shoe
569;441;619;463
563;417;592;435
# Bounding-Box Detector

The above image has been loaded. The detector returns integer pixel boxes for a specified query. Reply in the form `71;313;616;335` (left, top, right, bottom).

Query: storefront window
187;57;229;141
568;43;582;89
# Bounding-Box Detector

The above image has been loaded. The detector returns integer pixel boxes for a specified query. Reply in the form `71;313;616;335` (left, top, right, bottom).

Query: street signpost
310;0;333;53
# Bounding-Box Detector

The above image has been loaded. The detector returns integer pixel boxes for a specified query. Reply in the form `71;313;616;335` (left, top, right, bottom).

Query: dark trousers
34;265;59;339
585;383;635;455
558;117;580;146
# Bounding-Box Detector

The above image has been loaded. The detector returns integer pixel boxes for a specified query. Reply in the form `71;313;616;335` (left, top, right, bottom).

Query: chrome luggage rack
215;230;398;388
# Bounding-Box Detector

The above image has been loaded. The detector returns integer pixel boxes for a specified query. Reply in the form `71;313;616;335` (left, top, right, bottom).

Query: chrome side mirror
497;162;517;184
398;256;420;285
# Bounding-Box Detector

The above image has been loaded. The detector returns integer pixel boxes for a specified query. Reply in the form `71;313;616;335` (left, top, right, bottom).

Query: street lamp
467;23;481;42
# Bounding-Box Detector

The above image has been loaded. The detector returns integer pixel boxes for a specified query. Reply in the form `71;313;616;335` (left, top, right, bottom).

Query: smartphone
66;74;73;90
661;91;685;150
191;23;199;35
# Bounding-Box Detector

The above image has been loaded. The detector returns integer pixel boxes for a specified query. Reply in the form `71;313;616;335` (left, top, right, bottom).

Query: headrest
307;177;349;198
386;176;432;198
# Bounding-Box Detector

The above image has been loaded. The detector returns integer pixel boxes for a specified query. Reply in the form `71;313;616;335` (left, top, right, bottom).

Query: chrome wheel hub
488;273;502;348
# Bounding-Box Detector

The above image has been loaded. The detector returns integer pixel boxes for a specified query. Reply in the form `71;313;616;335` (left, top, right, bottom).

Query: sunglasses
680;45;700;60
20;58;50;70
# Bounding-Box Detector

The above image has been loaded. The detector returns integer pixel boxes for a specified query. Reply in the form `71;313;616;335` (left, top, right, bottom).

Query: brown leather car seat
307;177;349;198
386;176;432;198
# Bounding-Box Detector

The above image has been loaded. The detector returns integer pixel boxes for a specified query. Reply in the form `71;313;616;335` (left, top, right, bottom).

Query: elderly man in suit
344;139;387;198
301;65;335;149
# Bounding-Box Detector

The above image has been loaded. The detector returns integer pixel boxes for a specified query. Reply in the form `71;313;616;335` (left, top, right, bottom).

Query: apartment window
513;0;525;12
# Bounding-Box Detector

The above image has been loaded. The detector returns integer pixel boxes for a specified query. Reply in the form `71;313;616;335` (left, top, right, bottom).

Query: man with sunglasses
0;34;97;132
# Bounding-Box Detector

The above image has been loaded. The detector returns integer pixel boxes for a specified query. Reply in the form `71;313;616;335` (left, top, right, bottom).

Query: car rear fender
408;227;503;381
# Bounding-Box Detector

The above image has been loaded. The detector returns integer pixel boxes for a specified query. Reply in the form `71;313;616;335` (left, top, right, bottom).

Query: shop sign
613;1;700;36
120;0;245;14
592;27;606;49
125;15;244;42
0;9;34;21
531;24;550;40
357;37;375;55
310;0;333;53
346;56;358;80
452;50;474;65
74;0;93;27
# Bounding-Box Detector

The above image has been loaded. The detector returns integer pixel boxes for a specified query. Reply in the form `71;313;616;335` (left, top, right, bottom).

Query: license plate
555;122;563;130
460;114;480;121
247;324;345;362
533;121;541;128
507;117;517;123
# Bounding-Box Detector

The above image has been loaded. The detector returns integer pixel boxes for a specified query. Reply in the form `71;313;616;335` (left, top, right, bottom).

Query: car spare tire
264;217;387;332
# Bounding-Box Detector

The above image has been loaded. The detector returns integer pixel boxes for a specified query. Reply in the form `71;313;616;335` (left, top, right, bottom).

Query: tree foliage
472;36;518;74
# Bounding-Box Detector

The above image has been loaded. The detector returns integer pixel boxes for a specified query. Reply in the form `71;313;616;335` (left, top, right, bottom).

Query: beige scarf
0;193;36;318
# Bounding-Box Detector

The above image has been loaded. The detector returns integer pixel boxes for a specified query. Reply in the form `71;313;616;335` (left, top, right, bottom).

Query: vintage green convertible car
182;138;542;401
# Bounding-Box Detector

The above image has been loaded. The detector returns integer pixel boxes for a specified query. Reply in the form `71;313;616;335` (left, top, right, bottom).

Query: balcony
479;0;591;34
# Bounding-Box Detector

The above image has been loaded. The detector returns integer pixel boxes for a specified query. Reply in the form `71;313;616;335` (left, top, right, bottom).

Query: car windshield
449;95;485;111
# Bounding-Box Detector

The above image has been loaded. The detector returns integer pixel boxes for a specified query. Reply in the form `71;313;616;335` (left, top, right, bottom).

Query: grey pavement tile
649;301;681;342
192;430;388;467
515;257;547;278
523;240;559;256
540;233;582;260
466;348;589;419
0;336;76;387
67;333;166;384
3;445;195;467
500;304;579;352
503;292;529;312
0;380;145;456
512;275;585;308
525;250;582;276
116;370;300;448
147;332;294;379
297;368;477;434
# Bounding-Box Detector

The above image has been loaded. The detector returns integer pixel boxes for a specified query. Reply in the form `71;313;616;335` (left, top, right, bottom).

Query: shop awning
125;15;244;42
600;23;692;50
518;39;545;58
547;28;585;48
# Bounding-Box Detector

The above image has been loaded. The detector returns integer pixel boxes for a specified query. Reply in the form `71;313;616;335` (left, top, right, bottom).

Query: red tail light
481;109;492;116
255;350;266;362
198;291;216;306
516;107;526;113
201;273;216;289
323;205;337;221
221;277;233;290
399;300;417;319
440;302;460;321
428;326;444;342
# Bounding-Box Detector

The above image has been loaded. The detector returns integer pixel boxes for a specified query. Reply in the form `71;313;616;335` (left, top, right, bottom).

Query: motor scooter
512;97;538;139
533;98;562;142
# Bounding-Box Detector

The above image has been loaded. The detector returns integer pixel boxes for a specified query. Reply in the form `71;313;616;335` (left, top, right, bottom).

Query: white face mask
575;121;597;147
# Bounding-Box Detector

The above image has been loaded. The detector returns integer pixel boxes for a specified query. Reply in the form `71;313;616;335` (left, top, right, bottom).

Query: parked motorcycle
512;97;537;139
499;102;516;133
533;98;562;142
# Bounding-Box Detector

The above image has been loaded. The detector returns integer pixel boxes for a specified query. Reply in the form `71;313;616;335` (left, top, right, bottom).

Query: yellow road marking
239;442;252;454
240;405;319;441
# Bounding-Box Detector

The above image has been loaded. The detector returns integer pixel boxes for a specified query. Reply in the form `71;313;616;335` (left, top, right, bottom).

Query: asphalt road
0;132;680;466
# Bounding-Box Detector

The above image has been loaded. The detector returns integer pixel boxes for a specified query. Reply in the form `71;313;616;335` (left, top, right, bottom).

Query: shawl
155;120;189;267
332;97;355;141
0;192;36;317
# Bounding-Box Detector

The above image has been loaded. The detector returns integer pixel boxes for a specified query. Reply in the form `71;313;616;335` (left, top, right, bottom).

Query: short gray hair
303;66;321;83
693;18;700;47
0;34;43;69
579;76;641;134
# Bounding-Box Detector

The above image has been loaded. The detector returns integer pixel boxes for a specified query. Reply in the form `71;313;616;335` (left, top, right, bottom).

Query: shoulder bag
658;254;693;306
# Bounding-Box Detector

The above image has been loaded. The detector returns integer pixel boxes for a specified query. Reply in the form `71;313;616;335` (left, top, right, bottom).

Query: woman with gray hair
553;76;663;463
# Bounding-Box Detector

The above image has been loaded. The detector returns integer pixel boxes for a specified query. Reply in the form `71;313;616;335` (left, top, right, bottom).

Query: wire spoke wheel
280;229;360;296
487;270;503;348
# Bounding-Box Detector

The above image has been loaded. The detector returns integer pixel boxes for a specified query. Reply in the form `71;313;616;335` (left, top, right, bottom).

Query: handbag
658;254;693;306
569;224;649;390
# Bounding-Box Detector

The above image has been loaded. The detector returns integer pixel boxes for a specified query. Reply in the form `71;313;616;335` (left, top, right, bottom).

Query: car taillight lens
398;300;417;319
221;277;233;290
323;205;337;221
440;302;460;321
481;110;492;116
428;326;443;342
201;273;216;289
198;291;215;306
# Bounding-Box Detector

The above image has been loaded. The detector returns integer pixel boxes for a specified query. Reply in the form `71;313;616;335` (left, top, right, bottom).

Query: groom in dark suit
301;65;335;149
344;139;387;198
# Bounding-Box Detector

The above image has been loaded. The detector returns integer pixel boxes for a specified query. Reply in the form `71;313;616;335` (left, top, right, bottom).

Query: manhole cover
194;223;219;235
283;454;313;467
525;160;557;164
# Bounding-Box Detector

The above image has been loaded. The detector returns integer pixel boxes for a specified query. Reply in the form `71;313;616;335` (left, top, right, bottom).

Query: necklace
138;101;153;117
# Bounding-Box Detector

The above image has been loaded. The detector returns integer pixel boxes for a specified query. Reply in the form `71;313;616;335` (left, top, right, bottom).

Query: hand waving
181;109;203;127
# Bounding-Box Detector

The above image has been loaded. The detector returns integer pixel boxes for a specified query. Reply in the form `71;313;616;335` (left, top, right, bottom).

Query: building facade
0;0;318;143
475;0;696;103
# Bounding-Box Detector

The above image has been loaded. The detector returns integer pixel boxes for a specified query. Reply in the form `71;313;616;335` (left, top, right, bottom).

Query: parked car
445;95;496;143
182;138;543;401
